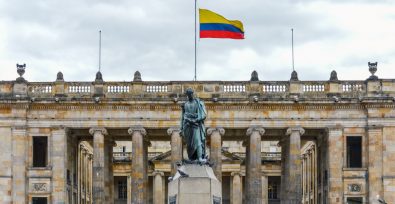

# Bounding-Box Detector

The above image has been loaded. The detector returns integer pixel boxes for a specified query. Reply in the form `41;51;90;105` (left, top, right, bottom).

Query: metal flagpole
291;28;295;71
194;0;197;81
99;30;102;72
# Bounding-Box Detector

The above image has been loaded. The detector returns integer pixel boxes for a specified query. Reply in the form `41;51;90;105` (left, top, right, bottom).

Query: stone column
302;154;306;203
230;172;242;204
104;138;114;204
285;127;305;204
280;137;289;203
245;126;265;204
207;127;225;181
368;125;384;203
153;171;165;204
52;126;69;203
167;127;182;175
262;175;268;204
326;126;343;204
11;126;27;204
128;126;148;204
89;127;108;203
127;175;132;204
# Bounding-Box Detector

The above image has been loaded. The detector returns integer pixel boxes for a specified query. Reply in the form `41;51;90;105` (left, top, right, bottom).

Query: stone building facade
0;64;394;204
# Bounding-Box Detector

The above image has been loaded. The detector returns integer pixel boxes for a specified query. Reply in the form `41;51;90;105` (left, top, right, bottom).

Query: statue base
168;164;222;204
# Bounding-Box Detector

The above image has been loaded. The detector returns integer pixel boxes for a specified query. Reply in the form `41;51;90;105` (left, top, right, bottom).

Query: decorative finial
329;70;338;82
290;70;299;81
95;71;103;82
16;63;26;82
133;71;142;82
367;62;378;80
56;71;64;81
250;70;259;81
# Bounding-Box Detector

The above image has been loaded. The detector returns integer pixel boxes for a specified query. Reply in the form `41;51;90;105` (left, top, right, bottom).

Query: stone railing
113;152;132;163
1;78;395;100
233;152;282;161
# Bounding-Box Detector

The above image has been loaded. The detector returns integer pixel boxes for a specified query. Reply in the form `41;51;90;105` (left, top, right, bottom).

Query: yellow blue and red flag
199;9;244;39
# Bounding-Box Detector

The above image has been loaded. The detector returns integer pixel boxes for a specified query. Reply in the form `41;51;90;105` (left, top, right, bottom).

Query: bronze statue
180;88;207;162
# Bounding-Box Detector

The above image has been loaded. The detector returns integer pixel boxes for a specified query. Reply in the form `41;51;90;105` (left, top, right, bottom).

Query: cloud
0;0;394;82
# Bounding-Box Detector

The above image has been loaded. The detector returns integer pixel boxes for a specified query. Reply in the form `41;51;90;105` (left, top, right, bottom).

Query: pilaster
207;127;225;181
51;126;69;204
326;126;343;204
11;126;27;204
367;125;384;203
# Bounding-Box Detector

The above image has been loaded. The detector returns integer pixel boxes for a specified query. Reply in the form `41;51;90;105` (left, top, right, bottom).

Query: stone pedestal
168;164;222;204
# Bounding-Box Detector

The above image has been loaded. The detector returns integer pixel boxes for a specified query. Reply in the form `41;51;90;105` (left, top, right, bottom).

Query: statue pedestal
168;164;222;204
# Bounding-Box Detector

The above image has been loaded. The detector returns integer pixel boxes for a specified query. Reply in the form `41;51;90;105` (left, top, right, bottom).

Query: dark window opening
118;179;127;199
347;197;363;204
67;169;71;185
268;181;278;199
33;137;48;167
347;137;362;168
32;197;47;204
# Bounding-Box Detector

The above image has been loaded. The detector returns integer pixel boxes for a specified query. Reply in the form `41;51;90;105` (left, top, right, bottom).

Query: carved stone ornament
33;183;47;192
128;126;147;136
207;127;225;136
286;127;305;136
290;70;299;81
133;71;142;82
246;127;265;136
329;70;338;82
56;71;64;81
348;184;361;192
367;61;378;80
88;127;108;136
95;71;104;83
250;70;259;81
16;63;27;82
167;127;181;136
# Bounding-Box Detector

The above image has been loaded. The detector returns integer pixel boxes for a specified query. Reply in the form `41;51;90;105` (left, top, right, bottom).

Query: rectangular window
33;136;48;167
118;179;127;199
347;136;362;168
347;197;363;204
32;197;47;204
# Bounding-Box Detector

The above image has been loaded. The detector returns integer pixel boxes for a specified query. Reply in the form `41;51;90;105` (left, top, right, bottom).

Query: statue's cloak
180;98;207;160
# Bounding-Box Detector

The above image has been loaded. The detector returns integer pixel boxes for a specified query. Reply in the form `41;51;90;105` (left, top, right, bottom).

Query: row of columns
302;144;317;204
78;143;93;203
88;126;304;204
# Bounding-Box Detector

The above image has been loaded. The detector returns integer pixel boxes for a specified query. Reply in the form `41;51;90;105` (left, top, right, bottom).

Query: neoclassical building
0;63;394;204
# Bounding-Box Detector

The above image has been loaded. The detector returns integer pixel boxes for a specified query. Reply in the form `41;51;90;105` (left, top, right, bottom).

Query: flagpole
291;28;294;71
99;30;102;72
194;0;197;81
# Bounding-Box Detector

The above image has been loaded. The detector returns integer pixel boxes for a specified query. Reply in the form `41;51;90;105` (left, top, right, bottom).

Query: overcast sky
1;0;395;82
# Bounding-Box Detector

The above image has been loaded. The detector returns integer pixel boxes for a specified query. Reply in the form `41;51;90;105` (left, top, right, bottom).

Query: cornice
0;101;394;111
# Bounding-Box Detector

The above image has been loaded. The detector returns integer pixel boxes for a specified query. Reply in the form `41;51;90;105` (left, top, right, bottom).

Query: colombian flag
199;9;244;39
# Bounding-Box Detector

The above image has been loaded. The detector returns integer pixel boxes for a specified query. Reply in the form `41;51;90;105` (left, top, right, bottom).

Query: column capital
152;171;165;177
231;171;243;177
286;127;305;136
127;126;147;136
89;127;108;136
246;126;265;136
167;127;181;136
207;127;225;136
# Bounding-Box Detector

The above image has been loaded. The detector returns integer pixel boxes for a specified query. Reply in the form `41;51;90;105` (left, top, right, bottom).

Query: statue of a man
180;88;207;162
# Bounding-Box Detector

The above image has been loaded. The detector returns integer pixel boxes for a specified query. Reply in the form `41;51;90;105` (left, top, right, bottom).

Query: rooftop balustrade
1;63;394;101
